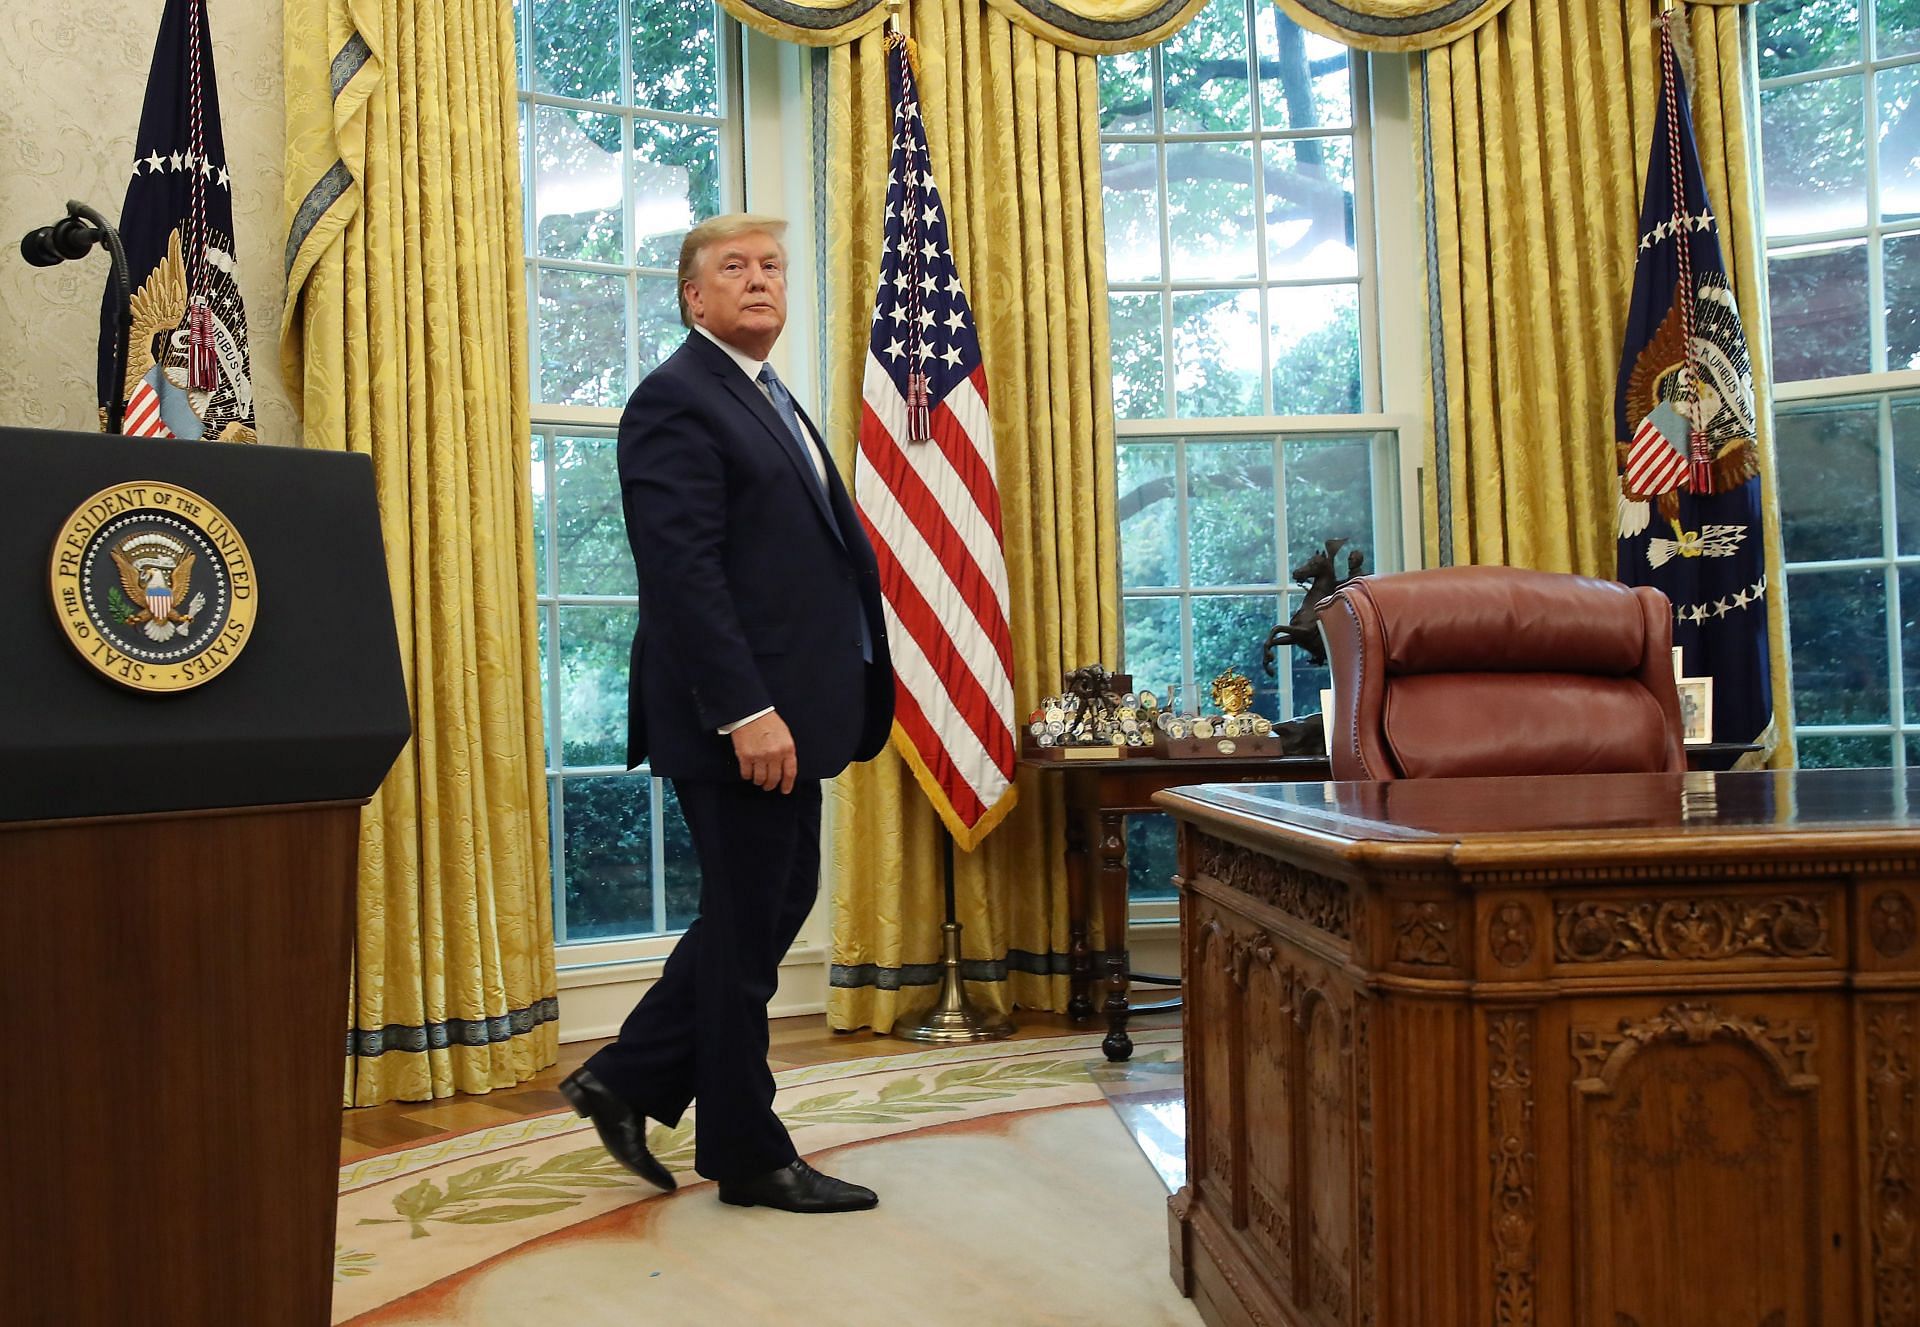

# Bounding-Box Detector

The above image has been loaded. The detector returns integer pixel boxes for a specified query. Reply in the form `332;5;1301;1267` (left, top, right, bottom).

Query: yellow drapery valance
716;0;1208;55
1273;0;1751;54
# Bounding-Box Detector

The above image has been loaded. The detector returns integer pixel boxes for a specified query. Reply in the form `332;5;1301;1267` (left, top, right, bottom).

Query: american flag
854;34;1018;850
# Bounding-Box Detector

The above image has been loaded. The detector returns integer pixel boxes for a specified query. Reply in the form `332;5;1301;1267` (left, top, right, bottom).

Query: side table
1017;753;1331;1061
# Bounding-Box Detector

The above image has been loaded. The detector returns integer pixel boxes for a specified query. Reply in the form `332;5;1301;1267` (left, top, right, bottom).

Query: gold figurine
1209;668;1254;717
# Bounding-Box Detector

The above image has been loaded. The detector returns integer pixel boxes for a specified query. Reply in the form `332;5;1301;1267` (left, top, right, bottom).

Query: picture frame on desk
1677;675;1713;745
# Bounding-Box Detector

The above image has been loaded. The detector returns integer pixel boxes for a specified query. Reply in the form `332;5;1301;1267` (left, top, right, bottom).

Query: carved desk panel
1157;769;1920;1327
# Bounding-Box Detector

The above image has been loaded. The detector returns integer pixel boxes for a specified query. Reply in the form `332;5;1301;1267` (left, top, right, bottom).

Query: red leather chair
1317;565;1686;781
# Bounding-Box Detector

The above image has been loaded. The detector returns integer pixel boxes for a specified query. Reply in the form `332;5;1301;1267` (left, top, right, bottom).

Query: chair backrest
1318;565;1686;781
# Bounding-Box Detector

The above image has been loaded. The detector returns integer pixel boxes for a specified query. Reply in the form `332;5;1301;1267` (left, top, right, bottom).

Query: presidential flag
102;0;256;442
1614;12;1771;752
854;33;1018;850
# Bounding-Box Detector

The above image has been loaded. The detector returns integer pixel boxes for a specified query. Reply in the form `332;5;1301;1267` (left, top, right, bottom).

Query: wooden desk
1019;754;1330;1061
1155;768;1920;1327
1021;746;1754;1063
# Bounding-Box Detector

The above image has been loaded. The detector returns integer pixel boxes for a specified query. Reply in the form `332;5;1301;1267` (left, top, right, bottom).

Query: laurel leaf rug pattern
333;1029;1197;1325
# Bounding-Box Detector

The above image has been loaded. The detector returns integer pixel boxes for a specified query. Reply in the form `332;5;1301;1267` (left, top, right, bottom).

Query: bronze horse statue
1261;537;1366;674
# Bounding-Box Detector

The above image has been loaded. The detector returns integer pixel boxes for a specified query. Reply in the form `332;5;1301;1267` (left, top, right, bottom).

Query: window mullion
1350;53;1382;413
543;430;562;770
1156;144;1176;415
1247;0;1272;418
551;774;568;945
1272;432;1291;715
1868;65;1889;375
542;450;567;940
1175;439;1195;709
1882;391;1906;757
651;775;668;936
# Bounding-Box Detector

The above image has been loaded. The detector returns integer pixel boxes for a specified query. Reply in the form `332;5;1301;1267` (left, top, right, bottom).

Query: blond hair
677;214;789;328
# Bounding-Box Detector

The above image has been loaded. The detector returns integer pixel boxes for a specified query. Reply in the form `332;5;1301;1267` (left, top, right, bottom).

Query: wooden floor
339;1008;1179;1163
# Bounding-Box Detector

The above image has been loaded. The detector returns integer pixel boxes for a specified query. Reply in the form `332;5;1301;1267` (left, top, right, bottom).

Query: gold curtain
1414;0;1793;761
823;5;1119;1030
282;0;558;1105
714;0;1206;54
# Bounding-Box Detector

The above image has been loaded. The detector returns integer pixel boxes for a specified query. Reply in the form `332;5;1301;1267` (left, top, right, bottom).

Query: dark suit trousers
581;777;821;1182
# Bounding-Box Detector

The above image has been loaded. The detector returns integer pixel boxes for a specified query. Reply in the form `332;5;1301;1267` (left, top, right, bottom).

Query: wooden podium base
1;801;362;1326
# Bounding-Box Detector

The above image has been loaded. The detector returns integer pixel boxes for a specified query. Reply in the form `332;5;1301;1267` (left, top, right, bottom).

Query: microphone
17;200;133;434
19;214;105;267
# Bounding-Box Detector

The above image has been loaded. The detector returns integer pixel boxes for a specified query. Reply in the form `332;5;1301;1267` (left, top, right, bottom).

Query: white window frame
1116;413;1417;710
1755;6;1920;769
521;16;829;1018
1102;35;1426;926
1770;379;1919;768
1102;8;1383;419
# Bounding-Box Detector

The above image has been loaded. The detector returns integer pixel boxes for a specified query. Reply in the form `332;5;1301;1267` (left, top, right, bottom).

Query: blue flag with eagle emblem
1614;12;1771;752
99;0;256;442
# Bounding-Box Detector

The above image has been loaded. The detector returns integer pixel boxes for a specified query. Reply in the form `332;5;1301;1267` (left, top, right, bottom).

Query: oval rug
333;1030;1197;1326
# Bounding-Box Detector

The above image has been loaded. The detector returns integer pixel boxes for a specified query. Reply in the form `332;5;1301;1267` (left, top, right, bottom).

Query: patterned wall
0;0;296;443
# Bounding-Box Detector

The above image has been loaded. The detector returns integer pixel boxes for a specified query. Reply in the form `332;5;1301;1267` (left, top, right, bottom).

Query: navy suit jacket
618;331;894;781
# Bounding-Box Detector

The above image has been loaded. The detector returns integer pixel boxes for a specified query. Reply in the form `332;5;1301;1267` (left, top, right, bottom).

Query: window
1116;429;1397;722
1757;0;1920;769
1770;393;1920;768
518;0;744;943
519;0;738;405
1099;2;1408;902
1099;0;1372;418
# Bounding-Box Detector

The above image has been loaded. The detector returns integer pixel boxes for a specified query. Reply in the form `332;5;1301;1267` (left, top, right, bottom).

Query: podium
0;427;410;1325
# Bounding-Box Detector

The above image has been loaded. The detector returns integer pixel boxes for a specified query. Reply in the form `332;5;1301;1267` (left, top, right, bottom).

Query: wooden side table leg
1066;809;1092;1021
1098;810;1132;1061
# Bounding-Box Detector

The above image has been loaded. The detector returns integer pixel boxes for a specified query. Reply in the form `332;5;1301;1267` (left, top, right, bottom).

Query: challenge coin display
50;481;258;692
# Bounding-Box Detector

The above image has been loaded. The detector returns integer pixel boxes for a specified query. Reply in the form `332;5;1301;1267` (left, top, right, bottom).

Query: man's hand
731;711;797;793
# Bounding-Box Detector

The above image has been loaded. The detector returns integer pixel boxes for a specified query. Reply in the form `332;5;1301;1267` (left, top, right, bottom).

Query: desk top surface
1156;768;1920;868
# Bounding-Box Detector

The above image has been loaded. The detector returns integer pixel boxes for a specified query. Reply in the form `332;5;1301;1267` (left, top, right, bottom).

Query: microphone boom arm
15;200;134;436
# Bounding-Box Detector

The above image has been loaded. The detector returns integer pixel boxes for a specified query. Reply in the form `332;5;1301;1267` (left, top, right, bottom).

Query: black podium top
2;427;411;822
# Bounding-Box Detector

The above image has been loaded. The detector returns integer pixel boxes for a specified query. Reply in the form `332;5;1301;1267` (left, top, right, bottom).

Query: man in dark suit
558;214;894;1214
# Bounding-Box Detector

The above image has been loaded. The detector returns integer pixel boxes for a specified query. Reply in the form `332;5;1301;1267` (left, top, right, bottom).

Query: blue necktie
757;364;825;494
756;364;872;663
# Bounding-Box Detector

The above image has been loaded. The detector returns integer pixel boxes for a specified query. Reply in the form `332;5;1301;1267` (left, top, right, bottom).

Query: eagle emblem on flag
1617;269;1759;533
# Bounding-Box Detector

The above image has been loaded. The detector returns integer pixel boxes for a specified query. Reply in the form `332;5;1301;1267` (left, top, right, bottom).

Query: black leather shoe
718;1159;878;1213
558;1068;676;1192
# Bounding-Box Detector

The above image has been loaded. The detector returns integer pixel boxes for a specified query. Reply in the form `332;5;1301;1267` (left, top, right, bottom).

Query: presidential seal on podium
50;481;257;692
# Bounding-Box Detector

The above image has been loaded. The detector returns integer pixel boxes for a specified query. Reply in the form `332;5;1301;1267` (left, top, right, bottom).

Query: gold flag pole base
890;921;1014;1044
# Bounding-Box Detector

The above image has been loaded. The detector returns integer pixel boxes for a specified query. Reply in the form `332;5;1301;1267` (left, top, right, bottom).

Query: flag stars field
136;148;230;188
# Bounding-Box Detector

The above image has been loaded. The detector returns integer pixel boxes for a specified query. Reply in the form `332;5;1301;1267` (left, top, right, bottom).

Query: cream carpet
334;1030;1200;1326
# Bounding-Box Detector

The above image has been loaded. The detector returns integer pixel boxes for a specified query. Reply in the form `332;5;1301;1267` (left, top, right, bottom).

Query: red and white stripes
123;378;174;438
855;357;1017;843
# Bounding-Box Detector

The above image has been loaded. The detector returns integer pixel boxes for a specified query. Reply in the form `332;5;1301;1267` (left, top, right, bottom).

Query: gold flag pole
892;828;1014;1043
